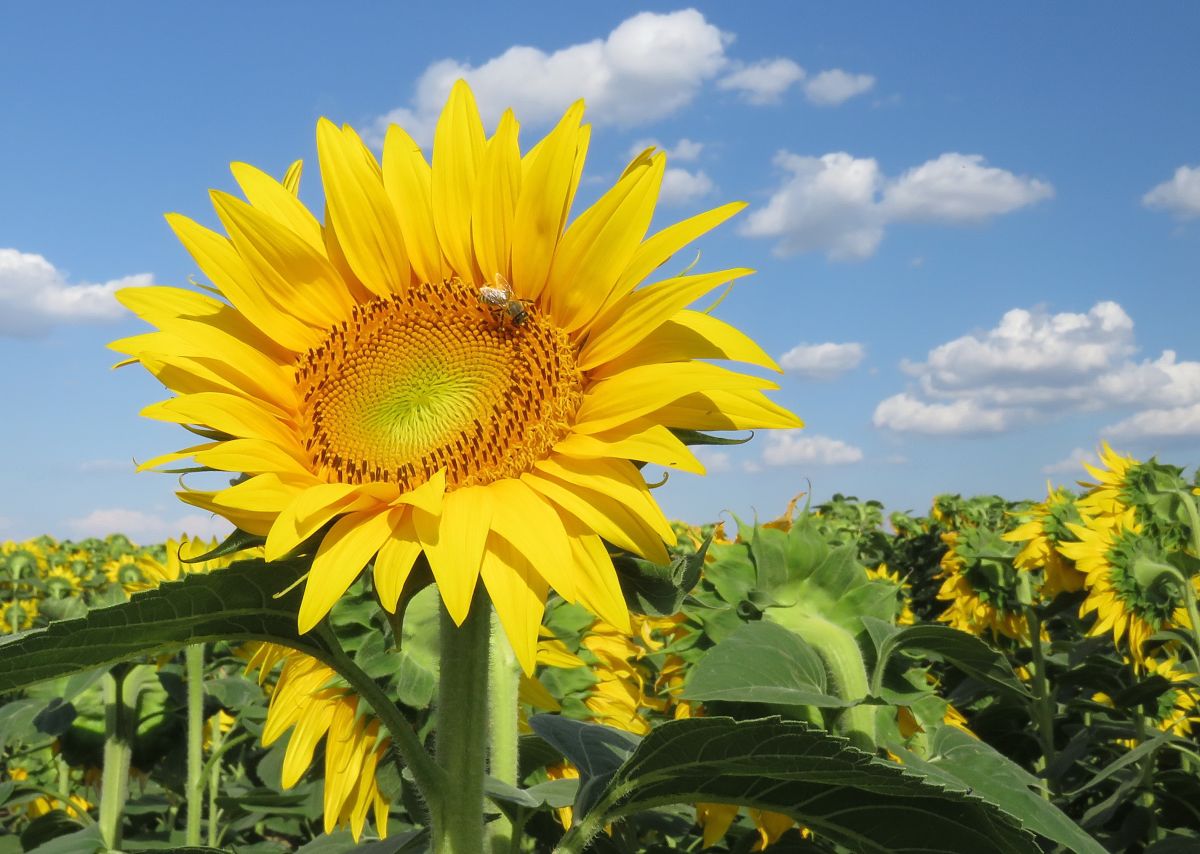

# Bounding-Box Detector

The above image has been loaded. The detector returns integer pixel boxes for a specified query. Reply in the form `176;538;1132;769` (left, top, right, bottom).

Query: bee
478;273;533;326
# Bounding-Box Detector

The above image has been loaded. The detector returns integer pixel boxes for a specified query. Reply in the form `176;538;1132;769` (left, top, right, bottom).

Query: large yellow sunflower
114;81;799;672
1003;484;1086;599
1077;441;1138;518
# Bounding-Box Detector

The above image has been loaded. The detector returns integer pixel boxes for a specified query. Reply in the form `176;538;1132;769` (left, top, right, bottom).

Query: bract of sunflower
1003;484;1087;599
1059;508;1188;664
113;81;800;672
1078;443;1191;549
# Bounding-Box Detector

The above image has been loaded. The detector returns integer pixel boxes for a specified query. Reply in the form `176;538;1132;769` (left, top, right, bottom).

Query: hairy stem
98;665;144;850
185;644;205;846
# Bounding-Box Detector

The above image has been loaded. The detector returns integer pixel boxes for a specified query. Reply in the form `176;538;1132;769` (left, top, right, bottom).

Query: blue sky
2;3;1199;542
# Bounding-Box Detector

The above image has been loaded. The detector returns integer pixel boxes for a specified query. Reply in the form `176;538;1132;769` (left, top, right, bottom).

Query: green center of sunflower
296;278;583;491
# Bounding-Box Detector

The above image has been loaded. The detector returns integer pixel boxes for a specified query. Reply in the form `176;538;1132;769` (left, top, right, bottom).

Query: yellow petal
281;160;303;195
230;161;323;249
574;362;778;435
299;508;396;632
413;485;492;625
472;109;521;282
281;700;335;787
480;534;548;675
652;390;803;431
211;191;353;329
579;268;754;371
166;213;318;353
316;120;410;297
485;478;574;602
142;392;295;448
194;438;311;477
536;455;674;545
553;423;705;474
374;518;422;612
432;80;485;280
512;102;585;301
382;125;451;285
545;154;665;332
267;483;372;561
210;473;310;515
562;520;631;633
393;469;447;514
591;309;782;378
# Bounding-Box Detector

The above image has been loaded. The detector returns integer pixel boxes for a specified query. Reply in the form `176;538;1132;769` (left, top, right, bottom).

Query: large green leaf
891;727;1106;854
680;621;850;707
873;624;1030;701
0;559;329;693
544;715;1039;853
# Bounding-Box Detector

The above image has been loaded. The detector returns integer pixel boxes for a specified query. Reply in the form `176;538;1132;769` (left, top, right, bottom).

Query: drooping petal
480;534;549;675
552;422;705;474
299;508;396;632
412;485;492;625
231;161;324;249
373;518;423;612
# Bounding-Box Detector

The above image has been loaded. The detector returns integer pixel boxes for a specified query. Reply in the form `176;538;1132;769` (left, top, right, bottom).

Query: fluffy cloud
779;341;865;379
761;431;864;465
881;154;1054;224
873;394;1009;435
1042;447;1098;474
743;152;1051;260
694;447;734;474
741;152;885;260
0;249;149;336
627;138;704;162
876;301;1200;437
372;10;730;143
659;167;715;206
718;58;805;104
1142;165;1200;219
803;69;875;106
67;508;232;543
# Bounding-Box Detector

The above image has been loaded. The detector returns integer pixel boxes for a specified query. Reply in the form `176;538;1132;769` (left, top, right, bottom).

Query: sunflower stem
433;588;492;854
487;611;522;854
1026;608;1056;797
185;643;205;846
1170;489;1200;669
98;664;143;850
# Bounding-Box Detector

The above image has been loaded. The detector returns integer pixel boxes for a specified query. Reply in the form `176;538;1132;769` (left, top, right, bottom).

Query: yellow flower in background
935;531;1031;643
114;80;799;671
243;643;391;840
866;562;915;626
1077;442;1138;518
1060;509;1183;664
129;535;235;593
1004;484;1086;598
2;599;38;633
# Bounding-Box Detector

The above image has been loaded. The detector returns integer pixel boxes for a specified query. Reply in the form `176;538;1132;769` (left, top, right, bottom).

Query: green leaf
0;559;330;694
578;716;1038;853
874;624;1030;700
681;621;851;707
890;727;1106;854
528;715;640;822
614;539;707;617
671;429;753;447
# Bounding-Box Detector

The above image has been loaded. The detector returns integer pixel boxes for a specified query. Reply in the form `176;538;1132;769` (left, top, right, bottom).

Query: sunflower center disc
296;279;583;491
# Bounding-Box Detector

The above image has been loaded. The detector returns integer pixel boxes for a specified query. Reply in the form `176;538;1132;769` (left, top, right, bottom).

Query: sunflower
935;530;1031;642
114;81;798;671
1077;442;1138;518
41;565;83;599
1059;508;1181;663
129;535;242;593
243;642;391;840
1003;484;1086;598
2;598;38;633
866;562;915;626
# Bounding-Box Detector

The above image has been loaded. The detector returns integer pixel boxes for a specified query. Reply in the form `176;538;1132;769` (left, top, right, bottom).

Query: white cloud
0;249;150;336
743;152;1051;260
882;153;1054;223
627;137;704;162
1042;447;1098;474
803;69;875;106
779;341;865;379
694;447;734;473
718;58;805;104
67;507;232;544
659;167;715;206
741;152;885;260
1143;165;1200;219
372;10;731;144
873;394;1009;435
1105;403;1200;440
761;431;864;465
878;301;1200;437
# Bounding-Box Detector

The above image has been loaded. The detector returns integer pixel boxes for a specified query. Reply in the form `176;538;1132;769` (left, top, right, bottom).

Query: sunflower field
4;82;1200;853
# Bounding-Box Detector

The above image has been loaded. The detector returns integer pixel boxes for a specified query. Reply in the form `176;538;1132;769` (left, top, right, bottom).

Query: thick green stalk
206;716;225;847
185;644;205;846
1026;609;1056;799
488;611;522;854
767;611;875;750
432;589;492;854
98;665;143;850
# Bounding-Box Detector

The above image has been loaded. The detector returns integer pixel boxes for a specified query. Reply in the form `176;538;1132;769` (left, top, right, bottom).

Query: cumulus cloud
627;138;704;162
718;58;806;104
0;249;150;336
779;341;865;379
1143;165;1200;219
659;167;715;206
372;10;731;144
67;508;232;543
761;431;864;465
876;300;1200;437
694;447;734;473
803;69;875;106
743;152;1051;260
881;153;1054;223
